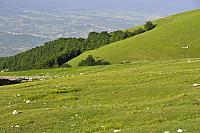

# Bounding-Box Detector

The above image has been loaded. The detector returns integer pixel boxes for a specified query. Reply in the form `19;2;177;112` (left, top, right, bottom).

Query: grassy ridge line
67;9;200;66
127;9;200;32
0;59;200;132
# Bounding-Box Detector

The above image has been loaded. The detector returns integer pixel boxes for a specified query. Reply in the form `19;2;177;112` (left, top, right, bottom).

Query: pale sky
0;0;199;15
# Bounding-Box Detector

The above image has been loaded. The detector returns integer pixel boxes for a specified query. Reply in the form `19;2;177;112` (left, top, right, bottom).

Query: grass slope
0;59;200;132
68;9;200;66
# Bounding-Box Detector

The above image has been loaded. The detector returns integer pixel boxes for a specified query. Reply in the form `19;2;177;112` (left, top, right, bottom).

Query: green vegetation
0;9;200;133
144;21;156;31
0;59;200;132
0;21;155;71
1;38;85;71
78;55;110;66
68;9;200;66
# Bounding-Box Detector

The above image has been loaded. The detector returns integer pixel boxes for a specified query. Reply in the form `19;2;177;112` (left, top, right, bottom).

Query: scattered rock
16;94;21;97
26;100;31;104
13;110;22;115
71;124;75;127
177;129;183;133
193;83;200;87
12;110;19;115
181;46;189;49
11;125;20;128
15;125;20;128
114;129;121;133
45;108;52;110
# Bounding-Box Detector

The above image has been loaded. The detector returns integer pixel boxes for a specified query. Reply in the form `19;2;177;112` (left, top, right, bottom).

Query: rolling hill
68;9;200;66
0;9;200;133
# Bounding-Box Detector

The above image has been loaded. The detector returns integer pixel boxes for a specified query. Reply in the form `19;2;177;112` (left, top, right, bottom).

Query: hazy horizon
0;0;199;14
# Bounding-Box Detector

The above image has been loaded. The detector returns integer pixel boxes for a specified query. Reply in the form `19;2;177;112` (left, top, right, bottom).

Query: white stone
114;129;121;133
193;83;200;87
182;46;189;49
15;125;20;128
26;100;31;104
177;129;183;133
12;110;18;115
164;131;170;133
79;73;85;75
16;94;21;97
71;124;75;126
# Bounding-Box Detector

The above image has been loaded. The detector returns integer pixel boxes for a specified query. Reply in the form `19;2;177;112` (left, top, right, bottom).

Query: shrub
144;21;156;31
134;28;146;35
78;55;110;66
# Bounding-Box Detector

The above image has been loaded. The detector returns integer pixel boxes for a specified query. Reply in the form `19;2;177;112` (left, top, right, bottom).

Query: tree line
0;21;156;71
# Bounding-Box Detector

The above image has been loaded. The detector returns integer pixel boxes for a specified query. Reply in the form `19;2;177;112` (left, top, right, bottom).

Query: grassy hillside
68;9;200;66
127;9;200;32
0;59;200;132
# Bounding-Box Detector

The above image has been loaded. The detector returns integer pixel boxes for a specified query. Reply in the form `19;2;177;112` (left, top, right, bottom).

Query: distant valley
0;7;161;56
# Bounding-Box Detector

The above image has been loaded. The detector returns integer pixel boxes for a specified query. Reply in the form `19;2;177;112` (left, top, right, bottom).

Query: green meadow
0;59;200;133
